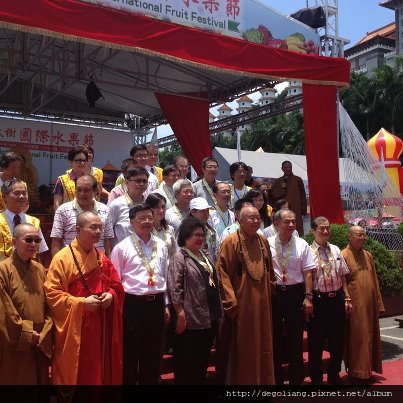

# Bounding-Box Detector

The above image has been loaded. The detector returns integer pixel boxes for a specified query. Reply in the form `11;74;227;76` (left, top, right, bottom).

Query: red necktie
13;214;21;227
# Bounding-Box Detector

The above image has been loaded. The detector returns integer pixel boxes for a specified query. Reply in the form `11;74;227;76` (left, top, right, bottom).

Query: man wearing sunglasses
109;167;149;249
0;178;48;262
0;223;53;385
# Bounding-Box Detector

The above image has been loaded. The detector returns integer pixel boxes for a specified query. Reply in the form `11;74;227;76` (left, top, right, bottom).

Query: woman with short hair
167;217;222;384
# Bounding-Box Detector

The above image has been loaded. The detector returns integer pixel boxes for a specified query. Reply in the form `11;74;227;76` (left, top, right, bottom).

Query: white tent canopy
213;146;369;190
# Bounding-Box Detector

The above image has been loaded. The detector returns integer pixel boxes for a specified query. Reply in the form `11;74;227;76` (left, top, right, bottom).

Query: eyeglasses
135;216;155;222
79;224;103;231
127;178;148;184
22;237;42;244
74;159;87;164
352;233;367;238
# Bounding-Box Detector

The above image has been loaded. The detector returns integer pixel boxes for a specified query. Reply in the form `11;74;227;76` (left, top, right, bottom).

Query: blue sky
154;0;395;140
268;0;394;48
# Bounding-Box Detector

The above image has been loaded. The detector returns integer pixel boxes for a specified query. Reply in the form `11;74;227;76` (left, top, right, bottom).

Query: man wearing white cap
188;197;219;262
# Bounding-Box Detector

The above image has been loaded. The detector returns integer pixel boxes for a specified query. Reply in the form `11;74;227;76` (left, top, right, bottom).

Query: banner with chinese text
0;117;133;186
79;0;320;53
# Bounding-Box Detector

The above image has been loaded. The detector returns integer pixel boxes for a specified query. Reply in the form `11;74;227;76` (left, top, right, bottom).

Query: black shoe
311;378;324;385
328;376;344;385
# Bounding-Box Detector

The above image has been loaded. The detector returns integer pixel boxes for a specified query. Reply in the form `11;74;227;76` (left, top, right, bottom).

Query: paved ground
380;316;403;362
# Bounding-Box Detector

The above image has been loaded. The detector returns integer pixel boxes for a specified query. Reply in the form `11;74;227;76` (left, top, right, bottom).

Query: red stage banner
0;0;350;86
303;84;344;224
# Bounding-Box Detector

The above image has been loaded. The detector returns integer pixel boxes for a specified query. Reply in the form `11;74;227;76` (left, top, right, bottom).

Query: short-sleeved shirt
165;205;190;236
310;240;349;293
269;235;316;285
108;194;145;249
50;199;113;251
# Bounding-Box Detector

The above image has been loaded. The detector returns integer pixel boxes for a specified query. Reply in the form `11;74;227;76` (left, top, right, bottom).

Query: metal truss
156;94;303;148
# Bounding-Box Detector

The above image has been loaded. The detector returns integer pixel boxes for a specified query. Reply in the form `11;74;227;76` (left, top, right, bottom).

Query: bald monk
0;223;52;385
216;206;275;385
342;225;385;383
45;211;124;386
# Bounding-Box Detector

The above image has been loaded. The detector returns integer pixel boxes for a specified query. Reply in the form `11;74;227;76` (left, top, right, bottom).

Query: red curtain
155;93;211;176
303;84;344;224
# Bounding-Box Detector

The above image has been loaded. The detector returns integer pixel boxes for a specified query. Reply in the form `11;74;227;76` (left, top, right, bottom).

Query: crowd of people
0;145;385;393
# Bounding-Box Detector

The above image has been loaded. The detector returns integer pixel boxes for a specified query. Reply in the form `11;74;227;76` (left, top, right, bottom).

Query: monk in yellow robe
45;211;124;386
342;226;385;382
216;206;275;385
0;223;53;385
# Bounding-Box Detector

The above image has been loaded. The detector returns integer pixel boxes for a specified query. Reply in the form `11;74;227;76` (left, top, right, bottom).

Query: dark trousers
307;289;345;383
172;323;216;385
272;283;305;385
123;293;165;385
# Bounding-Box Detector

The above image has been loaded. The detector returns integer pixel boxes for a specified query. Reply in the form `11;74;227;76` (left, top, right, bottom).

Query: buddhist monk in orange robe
45;212;124;386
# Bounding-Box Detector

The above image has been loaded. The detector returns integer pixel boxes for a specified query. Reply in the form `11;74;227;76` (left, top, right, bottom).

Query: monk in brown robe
44;211;125;386
216;206;275;385
270;161;307;236
342;225;385;383
0;223;53;385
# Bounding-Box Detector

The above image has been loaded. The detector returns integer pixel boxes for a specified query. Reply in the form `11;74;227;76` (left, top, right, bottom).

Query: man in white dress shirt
268;209;316;385
0;178;48;262
110;203;169;385
109;167;148;249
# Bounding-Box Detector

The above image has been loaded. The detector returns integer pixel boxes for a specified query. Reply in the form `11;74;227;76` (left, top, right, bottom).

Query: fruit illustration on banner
285;33;319;54
243;27;319;54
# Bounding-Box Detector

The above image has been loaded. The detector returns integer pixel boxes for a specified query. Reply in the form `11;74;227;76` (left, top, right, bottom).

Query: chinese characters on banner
77;0;319;48
0;118;133;186
0;126;95;150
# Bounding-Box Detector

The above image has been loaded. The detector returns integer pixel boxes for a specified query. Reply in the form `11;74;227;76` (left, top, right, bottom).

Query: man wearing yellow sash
110;203;169;385
0;178;48;262
53;146;88;211
146;144;163;185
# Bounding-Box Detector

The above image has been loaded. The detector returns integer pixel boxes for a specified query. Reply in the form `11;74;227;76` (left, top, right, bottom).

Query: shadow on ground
381;340;403;360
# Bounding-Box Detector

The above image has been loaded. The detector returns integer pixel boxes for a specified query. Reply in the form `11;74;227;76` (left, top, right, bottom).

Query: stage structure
0;0;350;224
